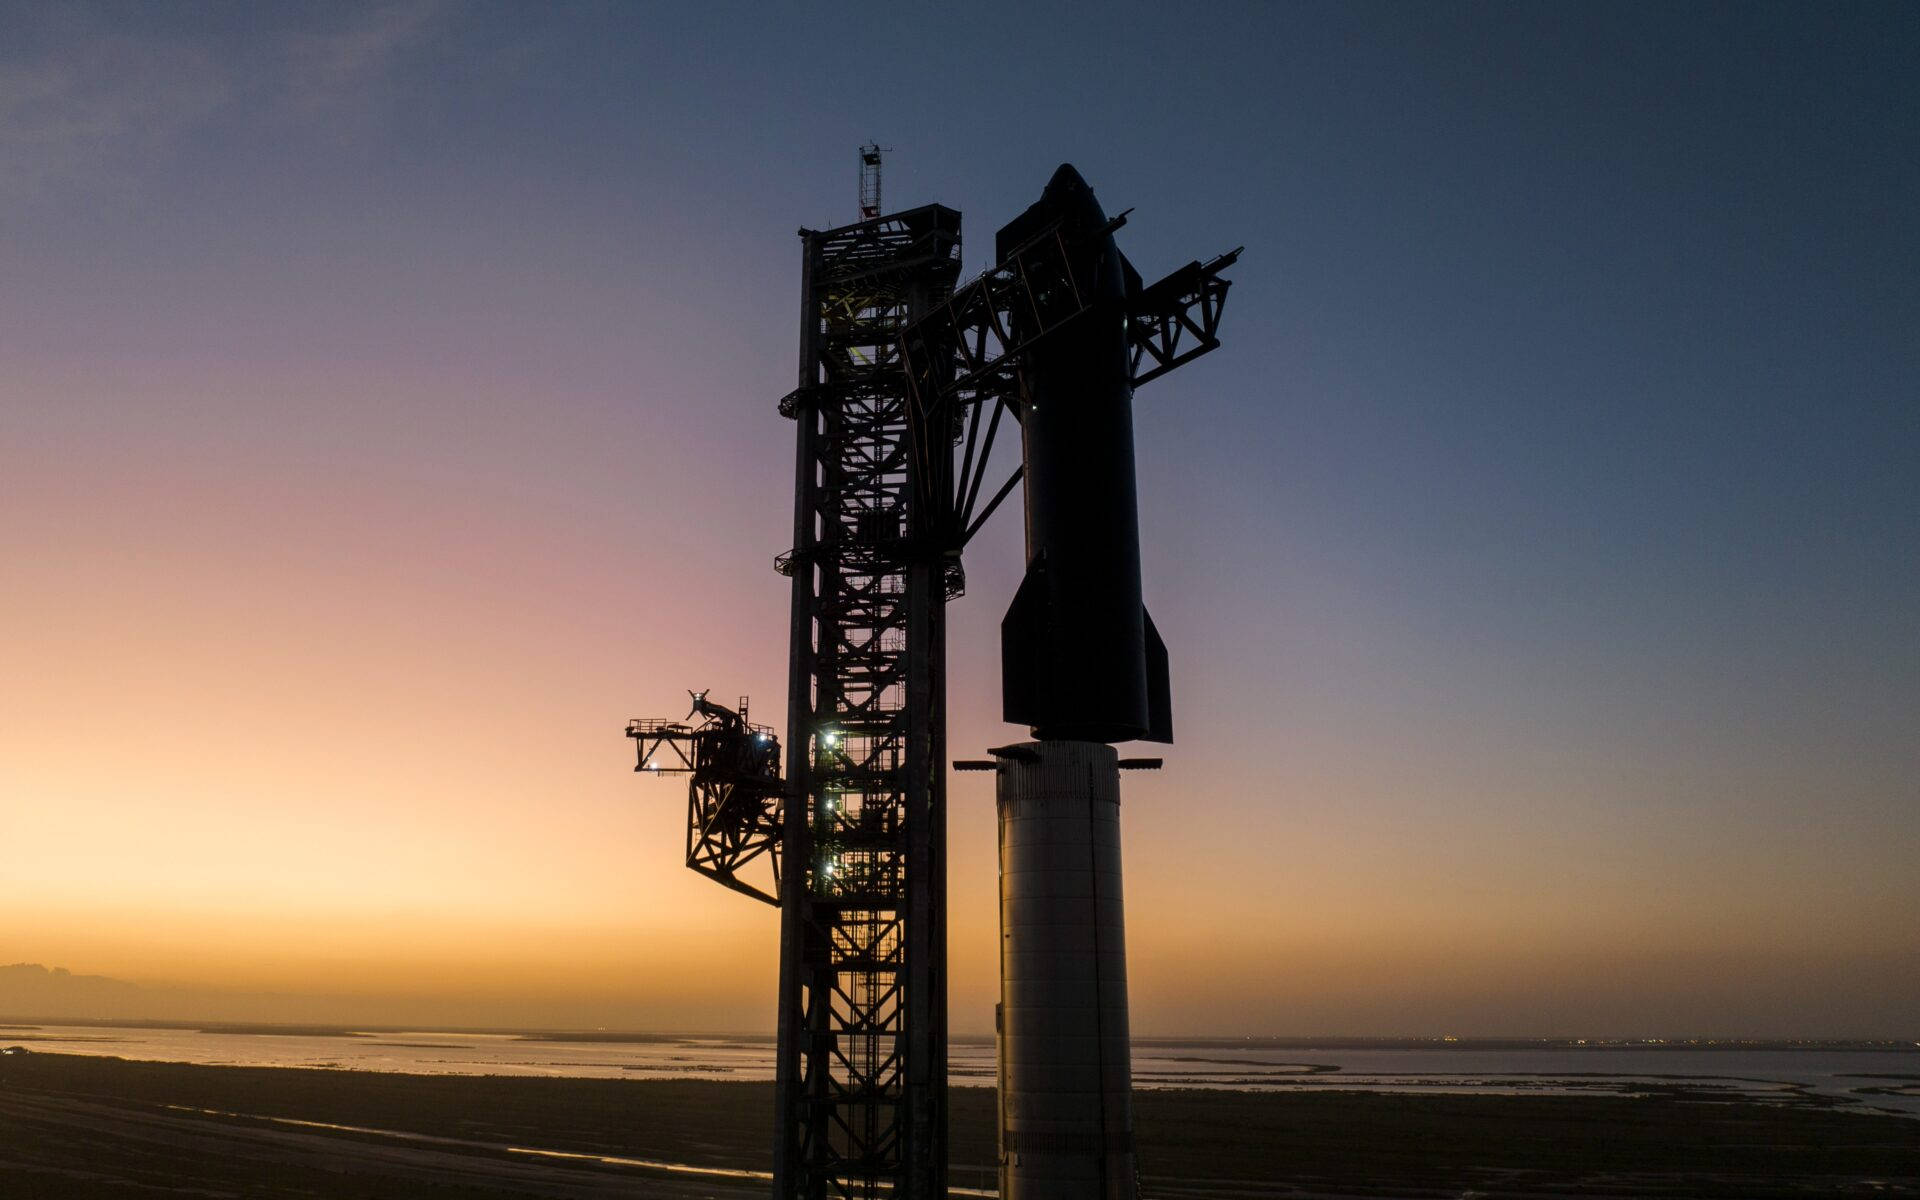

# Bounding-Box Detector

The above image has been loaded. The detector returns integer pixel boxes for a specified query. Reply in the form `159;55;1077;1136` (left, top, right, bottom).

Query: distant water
7;1025;1917;1119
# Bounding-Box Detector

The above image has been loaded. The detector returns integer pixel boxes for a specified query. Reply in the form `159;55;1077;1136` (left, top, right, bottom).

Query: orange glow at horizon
4;415;1916;1037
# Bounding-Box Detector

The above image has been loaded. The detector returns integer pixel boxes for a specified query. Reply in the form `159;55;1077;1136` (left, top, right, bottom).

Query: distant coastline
2;1015;1912;1051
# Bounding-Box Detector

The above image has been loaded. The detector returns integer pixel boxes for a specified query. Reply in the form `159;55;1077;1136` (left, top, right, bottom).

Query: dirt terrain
3;1052;1917;1197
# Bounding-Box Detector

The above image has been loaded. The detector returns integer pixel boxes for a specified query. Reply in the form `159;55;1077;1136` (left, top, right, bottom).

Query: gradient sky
2;2;1915;1037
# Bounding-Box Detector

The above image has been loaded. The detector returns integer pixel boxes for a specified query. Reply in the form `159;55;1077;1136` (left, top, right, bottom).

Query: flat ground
2;1052;1917;1197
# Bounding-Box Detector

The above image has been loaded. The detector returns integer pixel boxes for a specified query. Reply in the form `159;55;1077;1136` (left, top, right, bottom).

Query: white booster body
996;739;1136;1200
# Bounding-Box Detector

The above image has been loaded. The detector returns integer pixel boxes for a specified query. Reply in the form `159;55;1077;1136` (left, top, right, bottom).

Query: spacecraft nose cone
994;164;1111;272
1043;162;1091;198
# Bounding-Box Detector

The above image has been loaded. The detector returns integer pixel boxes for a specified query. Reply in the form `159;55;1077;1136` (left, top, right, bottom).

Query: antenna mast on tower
859;143;887;219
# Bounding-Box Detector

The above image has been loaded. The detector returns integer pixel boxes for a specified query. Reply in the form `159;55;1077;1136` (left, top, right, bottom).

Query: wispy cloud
281;0;445;116
0;2;448;209
0;27;228;207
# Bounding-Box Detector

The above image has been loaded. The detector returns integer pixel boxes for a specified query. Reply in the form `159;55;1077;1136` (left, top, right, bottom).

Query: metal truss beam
774;204;961;1200
899;222;1240;554
625;700;784;907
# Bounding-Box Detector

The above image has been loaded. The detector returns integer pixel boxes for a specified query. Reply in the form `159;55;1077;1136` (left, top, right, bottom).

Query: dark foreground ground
3;1052;1917;1198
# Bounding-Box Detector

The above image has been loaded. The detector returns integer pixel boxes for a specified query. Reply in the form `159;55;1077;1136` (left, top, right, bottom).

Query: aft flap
1001;563;1052;729
1142;607;1173;744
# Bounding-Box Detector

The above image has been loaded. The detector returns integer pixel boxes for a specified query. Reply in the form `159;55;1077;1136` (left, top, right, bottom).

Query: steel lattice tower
627;157;1236;1200
772;204;963;1199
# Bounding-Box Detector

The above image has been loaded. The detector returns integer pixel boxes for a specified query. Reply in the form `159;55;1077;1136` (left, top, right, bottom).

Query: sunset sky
3;3;1915;1037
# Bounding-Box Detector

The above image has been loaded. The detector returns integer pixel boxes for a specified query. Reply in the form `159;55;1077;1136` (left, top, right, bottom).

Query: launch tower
772;198;963;1197
629;150;1236;1199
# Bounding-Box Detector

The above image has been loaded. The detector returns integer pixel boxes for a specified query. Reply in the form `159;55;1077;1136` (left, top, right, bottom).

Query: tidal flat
2;1051;1917;1197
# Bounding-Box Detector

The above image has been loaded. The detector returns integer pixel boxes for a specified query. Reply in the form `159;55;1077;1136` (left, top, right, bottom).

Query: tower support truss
625;694;783;905
899;225;1241;560
773;204;962;1199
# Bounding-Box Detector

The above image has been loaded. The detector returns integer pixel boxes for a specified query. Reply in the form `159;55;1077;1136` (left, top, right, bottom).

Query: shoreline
8;1022;1919;1118
6;1015;1916;1051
